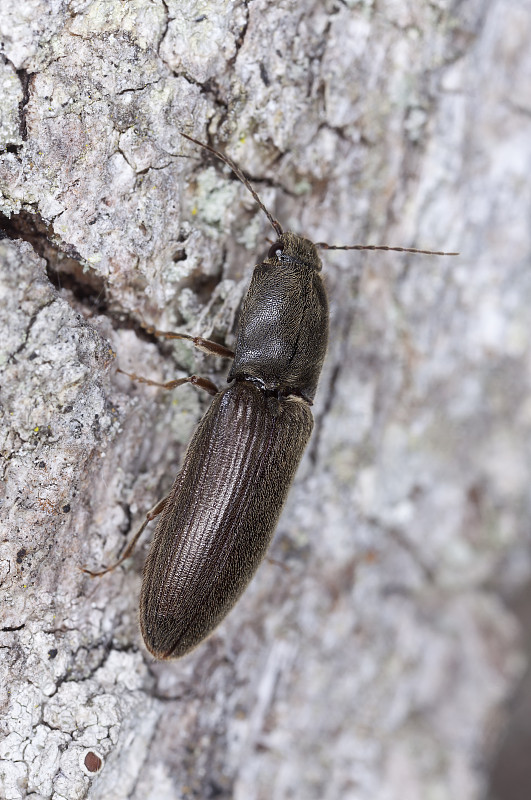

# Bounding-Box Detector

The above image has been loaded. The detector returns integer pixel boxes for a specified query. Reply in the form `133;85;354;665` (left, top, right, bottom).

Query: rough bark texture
1;1;530;799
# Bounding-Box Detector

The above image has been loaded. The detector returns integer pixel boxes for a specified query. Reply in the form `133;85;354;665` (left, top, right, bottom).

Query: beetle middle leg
133;311;235;360
120;314;235;394
117;369;220;396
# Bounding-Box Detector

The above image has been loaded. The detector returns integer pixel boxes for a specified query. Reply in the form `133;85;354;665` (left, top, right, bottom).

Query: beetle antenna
181;132;284;238
317;242;458;256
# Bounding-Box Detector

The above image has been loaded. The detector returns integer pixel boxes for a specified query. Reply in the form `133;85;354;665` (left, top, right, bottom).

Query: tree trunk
1;1;530;798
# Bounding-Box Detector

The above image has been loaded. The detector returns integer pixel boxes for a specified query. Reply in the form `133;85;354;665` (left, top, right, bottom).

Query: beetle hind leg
81;495;169;577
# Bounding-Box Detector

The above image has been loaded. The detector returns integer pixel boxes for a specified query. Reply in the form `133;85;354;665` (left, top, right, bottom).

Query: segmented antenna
181;132;284;238
317;243;458;256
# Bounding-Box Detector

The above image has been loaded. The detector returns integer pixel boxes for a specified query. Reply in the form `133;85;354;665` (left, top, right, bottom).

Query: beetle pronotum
84;133;456;659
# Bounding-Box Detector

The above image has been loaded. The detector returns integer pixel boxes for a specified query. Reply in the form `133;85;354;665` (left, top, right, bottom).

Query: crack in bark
231;0;250;64
158;0;170;54
0;210;108;312
0;56;33;153
7;296;56;364
16;67;33;141
115;76;165;97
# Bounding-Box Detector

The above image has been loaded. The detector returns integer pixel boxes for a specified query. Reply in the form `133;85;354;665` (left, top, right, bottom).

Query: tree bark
1;1;530;798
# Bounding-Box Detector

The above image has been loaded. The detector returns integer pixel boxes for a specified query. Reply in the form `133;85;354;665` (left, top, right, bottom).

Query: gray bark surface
1;1;530;798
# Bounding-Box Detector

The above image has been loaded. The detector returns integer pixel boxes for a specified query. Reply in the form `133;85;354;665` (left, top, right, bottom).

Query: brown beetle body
140;233;328;658
84;134;455;658
141;381;314;658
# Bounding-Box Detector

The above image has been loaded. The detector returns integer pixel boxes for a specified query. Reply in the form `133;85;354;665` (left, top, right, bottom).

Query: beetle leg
265;555;291;573
117;369;219;396
133;310;234;359
153;331;234;360
81;495;169;577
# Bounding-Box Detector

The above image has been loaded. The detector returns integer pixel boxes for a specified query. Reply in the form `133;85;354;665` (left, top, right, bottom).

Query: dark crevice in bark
231;0;250;61
0;56;33;149
3;210;219;378
0;209;109;312
157;0;170;54
17;67;33;141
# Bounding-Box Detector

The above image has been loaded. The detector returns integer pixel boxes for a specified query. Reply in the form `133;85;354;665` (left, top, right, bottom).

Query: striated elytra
141;230;328;658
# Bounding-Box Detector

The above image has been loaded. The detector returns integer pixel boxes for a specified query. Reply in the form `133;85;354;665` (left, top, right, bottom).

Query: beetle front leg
151;330;234;360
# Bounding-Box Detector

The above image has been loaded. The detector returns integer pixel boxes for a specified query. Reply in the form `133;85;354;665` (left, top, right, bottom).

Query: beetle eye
267;240;283;261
